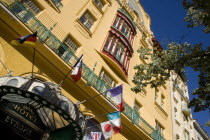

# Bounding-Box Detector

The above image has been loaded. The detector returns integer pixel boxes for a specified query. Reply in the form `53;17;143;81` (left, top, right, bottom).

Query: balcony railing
0;0;165;139
182;104;191;117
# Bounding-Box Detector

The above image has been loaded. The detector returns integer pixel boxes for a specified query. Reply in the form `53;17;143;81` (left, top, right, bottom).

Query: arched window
32;86;45;96
6;79;18;87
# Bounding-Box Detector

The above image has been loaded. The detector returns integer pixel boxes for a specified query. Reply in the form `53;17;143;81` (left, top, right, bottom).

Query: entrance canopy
0;76;86;140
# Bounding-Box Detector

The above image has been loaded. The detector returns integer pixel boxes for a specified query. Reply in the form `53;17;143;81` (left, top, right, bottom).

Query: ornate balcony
182;104;191;117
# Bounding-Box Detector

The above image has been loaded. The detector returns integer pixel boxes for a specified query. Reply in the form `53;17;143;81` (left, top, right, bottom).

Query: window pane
23;0;41;14
32;86;45;96
109;38;117;54
113;16;120;28
114;42;125;64
121;22;130;37
104;35;114;51
100;70;115;88
79;11;95;30
94;0;104;9
65;37;79;52
6;79;18;87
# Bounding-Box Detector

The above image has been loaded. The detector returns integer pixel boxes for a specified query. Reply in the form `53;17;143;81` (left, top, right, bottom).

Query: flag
90;132;102;140
11;31;37;47
71;54;83;82
107;111;122;134
109;85;125;112
100;121;113;139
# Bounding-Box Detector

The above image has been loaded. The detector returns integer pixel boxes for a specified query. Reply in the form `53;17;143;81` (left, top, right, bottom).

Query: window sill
92;2;105;14
45;0;62;13
154;102;168;119
76;19;93;37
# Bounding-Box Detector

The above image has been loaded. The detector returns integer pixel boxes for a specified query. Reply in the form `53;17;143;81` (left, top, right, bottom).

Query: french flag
107;111;122;134
71;54;83;82
109;85;125;112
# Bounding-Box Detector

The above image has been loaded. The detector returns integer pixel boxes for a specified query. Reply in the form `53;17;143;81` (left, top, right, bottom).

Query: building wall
194;120;210;140
0;0;173;139
170;71;196;140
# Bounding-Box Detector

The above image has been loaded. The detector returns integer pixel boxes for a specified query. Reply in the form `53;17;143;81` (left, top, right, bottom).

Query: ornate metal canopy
0;76;86;140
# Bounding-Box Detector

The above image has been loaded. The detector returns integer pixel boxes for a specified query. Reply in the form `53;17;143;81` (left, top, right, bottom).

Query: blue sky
140;0;209;135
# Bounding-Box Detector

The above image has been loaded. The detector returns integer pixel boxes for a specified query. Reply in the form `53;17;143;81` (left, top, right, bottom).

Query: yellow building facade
0;0;173;139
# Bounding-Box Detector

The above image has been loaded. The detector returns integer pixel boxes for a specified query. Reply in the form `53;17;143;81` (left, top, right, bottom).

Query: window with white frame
79;11;96;30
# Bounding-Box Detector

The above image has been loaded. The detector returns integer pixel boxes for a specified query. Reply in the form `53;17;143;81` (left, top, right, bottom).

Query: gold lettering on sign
4;116;32;136
14;105;37;123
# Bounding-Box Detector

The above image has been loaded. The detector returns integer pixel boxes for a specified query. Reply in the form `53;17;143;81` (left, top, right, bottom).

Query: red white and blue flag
71;54;83;82
11;31;37;47
90;132;102;140
107;111;122;134
109;85;125;112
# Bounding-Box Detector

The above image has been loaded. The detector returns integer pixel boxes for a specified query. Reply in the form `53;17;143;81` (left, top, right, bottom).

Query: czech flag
107;111;122;134
71;54;83;82
11;31;37;47
109;85;125;112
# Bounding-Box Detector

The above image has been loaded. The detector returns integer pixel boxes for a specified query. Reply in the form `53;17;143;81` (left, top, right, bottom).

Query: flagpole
85;111;119;120
57;68;73;88
75;84;123;105
75;91;105;105
0;59;12;76
31;46;36;78
57;54;83;88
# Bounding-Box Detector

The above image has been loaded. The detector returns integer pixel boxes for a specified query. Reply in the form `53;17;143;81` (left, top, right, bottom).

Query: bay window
121;22;130;37
103;33;131;74
113;15;133;41
113;16;121;28
101;10;136;76
104;34;114;51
